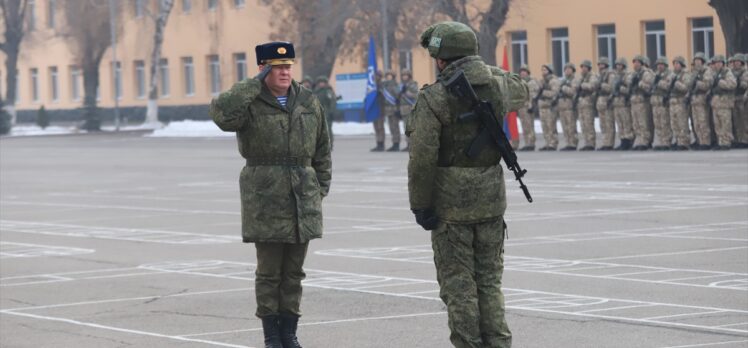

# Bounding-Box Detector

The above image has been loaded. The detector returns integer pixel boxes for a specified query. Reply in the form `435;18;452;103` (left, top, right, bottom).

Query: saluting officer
210;42;332;348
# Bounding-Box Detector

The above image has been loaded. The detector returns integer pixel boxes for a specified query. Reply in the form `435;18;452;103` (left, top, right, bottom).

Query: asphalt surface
1;132;747;348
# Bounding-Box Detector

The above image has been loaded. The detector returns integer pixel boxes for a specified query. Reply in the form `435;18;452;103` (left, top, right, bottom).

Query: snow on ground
6;125;79;137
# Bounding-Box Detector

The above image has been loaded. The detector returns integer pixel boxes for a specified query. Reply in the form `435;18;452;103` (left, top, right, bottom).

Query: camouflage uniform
651;57;674;149
668;56;693;149
690;52;712;148
399;69;419;151
628;55;656;150
538;66;560;150
596;57;616;150
209;42;332;348
577;60;599;150
382;71;403;150
409;21;529;348
709;55;738;148
372;71;386;151
518;65;538;150
313;76;337;149
613;57;634;150
557;63;579;150
730;54;748;147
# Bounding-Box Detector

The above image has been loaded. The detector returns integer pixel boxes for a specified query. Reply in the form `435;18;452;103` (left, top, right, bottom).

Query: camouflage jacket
538;74;560;108
628;67;655;103
598;69;616;98
668;69;692;101
709;67;737;106
734;67;747;98
523;77;540;109
615;69;631;106
399;80;420;106
406;56;528;223
314;86;337;119
651;69;674;106
210;79;332;243
381;79;400;106
577;71;599;107
556;75;577;110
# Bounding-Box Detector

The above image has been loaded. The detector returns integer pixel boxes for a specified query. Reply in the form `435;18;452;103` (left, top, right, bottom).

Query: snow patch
147;120;407;137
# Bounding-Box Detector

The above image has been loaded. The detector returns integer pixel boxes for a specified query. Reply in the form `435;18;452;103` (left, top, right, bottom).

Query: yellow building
1;0;725;121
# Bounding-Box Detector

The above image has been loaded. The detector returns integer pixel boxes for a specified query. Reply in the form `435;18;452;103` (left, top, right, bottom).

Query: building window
208;0;217;11
47;0;55;28
644;21;666;66
134;0;145;17
182;0;191;13
112;61;122;100
209;55;221;95
510;31;528;73
135;60;146;99
550;28;569;77
596;24;616;63
15;70;20;103
182;57;195;96
691;17;714;59
30;68;39;102
159;58;170;97
234;0;245;8
70;66;81;101
399;49;413;72
28;0;36;30
234;53;247;82
49;66;59;102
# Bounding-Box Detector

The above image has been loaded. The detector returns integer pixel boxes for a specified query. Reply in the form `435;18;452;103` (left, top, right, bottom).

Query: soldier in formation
398;68;419;151
732;54;748;148
668;56;693;150
313;76;337;149
596;57;616;150
537;64;560;151
209;41;332;348
557;63;579;151
650;57;674;150
518;65;539;151
380;70;403;151
408;20;528;348
709;55;738;150
577;60;598;150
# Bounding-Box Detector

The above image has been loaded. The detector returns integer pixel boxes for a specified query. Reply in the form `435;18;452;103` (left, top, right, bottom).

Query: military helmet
655;57;669;67
541;64;554;74
519;64;530;74
672;56;687;67
693;52;707;63
420;21;478;60
728;55;738;63
301;75;312;83
737;53;747;64
711;54;726;64
315;75;329;83
385;69;396;78
580;60;593;69
615;57;628;68
564;63;576;73
401;68;412;77
633;55;647;65
598;57;610;67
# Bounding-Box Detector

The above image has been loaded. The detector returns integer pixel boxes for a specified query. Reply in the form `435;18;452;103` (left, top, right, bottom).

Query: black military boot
261;315;283;348
614;138;631;151
370;142;384;152
386;143;400;152
519;145;535;151
279;312;303;348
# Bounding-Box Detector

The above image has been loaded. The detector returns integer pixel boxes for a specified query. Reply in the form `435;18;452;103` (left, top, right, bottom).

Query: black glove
412;208;439;231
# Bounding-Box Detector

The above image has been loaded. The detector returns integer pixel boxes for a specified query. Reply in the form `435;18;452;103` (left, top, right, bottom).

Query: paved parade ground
1;132;747;348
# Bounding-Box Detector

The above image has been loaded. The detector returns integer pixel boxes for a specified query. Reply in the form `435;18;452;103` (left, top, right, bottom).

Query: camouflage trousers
518;107;536;147
578;98;596;148
539;106;558;148
558;106;578;148
669;98;691;147
254;242;309;318
372;109;401;144
596;97;615;147
613;101;634;141
630;98;653;147
690;95;712;146
734;97;748;144
651;96;672;147
326;113;334;149
432;219;511;348
711;96;734;146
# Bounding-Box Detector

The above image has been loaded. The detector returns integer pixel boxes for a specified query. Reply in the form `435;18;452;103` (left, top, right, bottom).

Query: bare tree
709;0;748;55
0;0;29;125
142;0;175;128
60;0;121;131
433;0;511;66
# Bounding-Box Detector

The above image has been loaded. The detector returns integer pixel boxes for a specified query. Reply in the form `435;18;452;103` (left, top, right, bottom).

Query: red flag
501;45;519;143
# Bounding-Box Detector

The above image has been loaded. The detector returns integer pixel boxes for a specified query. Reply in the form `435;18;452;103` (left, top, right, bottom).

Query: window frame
644;20;666;65
691;17;714;59
596;24;616;62
550;28;570;77
510;31;528;73
49;66;59;102
234;53;247;83
70;66;81;102
182;57;195;97
159;58;170;98
209;55;221;96
134;60;146;99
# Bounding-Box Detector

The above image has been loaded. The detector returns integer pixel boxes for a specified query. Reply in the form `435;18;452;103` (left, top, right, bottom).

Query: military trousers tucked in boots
431;219;512;348
255;242;309;318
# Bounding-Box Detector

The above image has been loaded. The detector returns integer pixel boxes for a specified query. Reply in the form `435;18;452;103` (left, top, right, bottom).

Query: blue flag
364;36;381;122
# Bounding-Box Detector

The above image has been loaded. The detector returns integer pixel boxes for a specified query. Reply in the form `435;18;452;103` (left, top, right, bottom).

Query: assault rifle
664;74;678;105
552;78;571;107
706;69;724;105
685;70;703;107
650;73;663;97
528;83;545;115
626;71;642;106
607;75;622;109
442;69;533;203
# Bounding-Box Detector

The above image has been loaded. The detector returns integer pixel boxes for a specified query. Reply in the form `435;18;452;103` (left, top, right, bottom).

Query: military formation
301;75;337;149
370;68;419;152
520;53;748;151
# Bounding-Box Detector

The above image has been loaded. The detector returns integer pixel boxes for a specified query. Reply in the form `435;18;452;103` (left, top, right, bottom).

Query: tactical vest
671;71;688;98
735;69;746;96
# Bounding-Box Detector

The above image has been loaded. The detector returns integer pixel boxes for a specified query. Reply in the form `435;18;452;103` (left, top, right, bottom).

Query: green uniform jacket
210;79;332;243
314;86;337;120
406;56;528;223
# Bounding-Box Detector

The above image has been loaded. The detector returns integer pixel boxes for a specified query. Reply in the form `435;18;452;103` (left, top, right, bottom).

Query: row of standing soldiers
370;69;420;152
301;75;337;149
518;53;748;151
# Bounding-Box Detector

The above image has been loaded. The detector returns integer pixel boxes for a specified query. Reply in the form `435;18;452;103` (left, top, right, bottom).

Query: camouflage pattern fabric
382;79;402;143
710;67;738;146
668;69;693;147
628;66;656;146
520;76;539;147
691;66;712;146
557;76;579;148
407;54;527;348
578;70;599;148
538;74;561;148
314;85;337;148
399;80;420;118
651;68;674;147
254;242;309;317
614;69;635;141
733;65;748;144
596;68;617;147
210;78;332;244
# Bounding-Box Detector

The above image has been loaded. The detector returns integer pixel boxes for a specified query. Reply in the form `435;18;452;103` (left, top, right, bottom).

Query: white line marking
656;339;748;348
642;310;726;321
583;246;748;262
